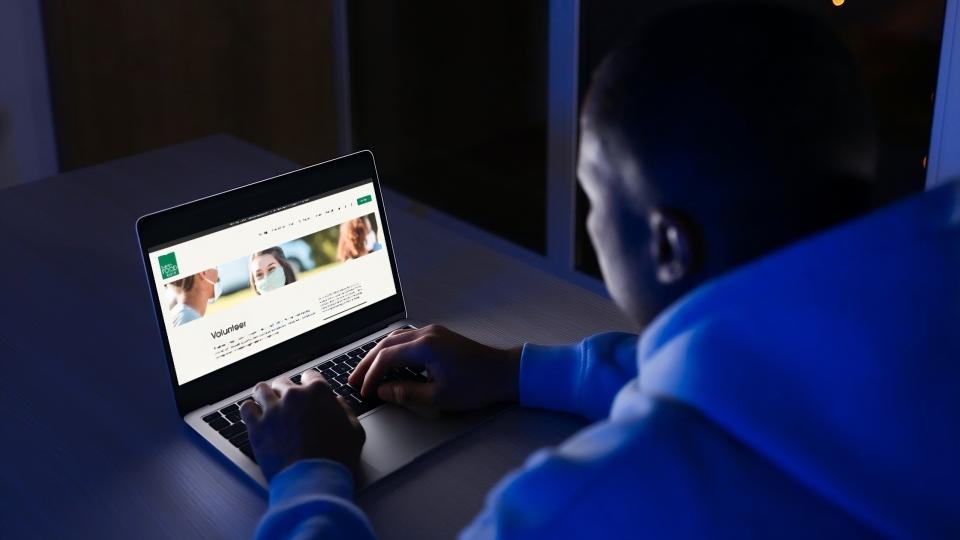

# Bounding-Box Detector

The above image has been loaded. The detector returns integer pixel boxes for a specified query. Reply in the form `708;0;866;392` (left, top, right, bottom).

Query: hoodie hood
637;181;960;538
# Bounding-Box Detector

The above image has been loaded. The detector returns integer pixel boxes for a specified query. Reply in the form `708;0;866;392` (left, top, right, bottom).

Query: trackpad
356;403;504;489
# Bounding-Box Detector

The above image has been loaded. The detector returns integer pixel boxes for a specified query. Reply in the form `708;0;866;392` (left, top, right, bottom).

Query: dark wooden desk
0;136;633;539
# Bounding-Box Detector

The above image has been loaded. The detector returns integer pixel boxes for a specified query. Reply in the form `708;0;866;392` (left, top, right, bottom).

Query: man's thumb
377;382;435;407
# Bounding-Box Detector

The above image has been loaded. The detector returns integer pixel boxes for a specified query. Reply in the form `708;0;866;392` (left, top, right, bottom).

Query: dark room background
39;0;948;282
43;1;340;170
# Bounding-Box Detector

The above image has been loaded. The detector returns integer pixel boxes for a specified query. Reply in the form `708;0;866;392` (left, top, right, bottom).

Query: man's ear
648;209;697;285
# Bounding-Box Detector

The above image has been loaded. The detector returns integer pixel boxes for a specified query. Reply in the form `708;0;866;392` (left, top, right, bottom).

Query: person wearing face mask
165;268;221;327
249;247;298;295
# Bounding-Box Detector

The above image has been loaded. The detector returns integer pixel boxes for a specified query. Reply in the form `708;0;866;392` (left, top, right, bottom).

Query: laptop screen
145;180;397;384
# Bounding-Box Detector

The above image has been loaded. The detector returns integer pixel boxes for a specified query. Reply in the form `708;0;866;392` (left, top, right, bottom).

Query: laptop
137;150;502;489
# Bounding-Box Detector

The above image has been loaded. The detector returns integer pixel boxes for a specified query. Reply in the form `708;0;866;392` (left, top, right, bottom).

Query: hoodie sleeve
518;332;639;421
255;460;377;540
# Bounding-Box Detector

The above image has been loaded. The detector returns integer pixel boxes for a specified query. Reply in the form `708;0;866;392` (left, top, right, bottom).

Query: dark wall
43;1;340;171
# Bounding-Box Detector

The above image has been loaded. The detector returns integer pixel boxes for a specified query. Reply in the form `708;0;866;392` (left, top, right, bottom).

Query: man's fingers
389;327;417;337
377;381;436;408
253;382;280;411
359;336;429;397
349;328;418;386
349;328;420;386
335;396;360;422
298;370;340;406
270;377;296;397
389;327;418;337
301;369;326;386
334;398;367;447
239;399;263;424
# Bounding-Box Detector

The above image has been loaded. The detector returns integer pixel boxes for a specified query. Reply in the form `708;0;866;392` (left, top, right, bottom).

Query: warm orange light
922;155;928;169
832;0;844;6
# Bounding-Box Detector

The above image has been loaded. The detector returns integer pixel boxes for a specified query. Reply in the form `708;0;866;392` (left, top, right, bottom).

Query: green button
357;195;372;205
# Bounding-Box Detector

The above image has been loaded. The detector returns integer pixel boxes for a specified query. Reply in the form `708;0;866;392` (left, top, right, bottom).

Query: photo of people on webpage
165;212;382;326
165;268;222;326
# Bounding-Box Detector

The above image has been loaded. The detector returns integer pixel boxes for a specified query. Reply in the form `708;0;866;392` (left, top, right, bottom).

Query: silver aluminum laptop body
137;151;504;490
185;319;499;489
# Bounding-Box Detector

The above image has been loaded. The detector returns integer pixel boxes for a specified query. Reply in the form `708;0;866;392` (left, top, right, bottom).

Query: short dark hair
168;273;196;292
584;3;876;247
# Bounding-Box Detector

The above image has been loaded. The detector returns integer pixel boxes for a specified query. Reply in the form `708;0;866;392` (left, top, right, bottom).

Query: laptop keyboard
201;326;425;463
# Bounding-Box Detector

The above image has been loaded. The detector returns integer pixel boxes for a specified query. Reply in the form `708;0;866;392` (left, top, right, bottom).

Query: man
239;4;959;538
166;268;221;326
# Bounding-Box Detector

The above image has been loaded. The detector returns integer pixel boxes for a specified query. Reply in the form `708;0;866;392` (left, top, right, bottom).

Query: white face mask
255;267;286;294
203;274;222;304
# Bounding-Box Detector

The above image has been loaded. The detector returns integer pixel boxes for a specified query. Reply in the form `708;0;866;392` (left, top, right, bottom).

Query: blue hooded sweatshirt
256;181;960;539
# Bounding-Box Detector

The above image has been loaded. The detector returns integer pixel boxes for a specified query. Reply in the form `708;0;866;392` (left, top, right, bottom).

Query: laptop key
334;385;353;397
202;412;222;423
219;403;239;415
333;364;350;375
349;394;382;416
208;417;230;431
220;422;246;439
316;359;335;370
229;432;249;447
321;368;337;379
239;443;257;463
290;373;302;384
333;374;348;386
236;396;254;406
400;367;429;383
346;358;360;369
225;410;242;423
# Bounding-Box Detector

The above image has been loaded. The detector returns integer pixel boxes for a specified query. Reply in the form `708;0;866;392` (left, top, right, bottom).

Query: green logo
159;252;180;279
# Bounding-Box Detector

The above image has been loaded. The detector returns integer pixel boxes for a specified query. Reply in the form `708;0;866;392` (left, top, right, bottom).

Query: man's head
579;3;877;325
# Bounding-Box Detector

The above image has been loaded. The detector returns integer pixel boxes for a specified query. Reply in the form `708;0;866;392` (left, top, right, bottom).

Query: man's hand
347;324;521;411
240;371;365;482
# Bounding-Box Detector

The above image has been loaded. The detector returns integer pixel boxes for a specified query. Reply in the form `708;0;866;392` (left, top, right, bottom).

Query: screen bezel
136;150;406;416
